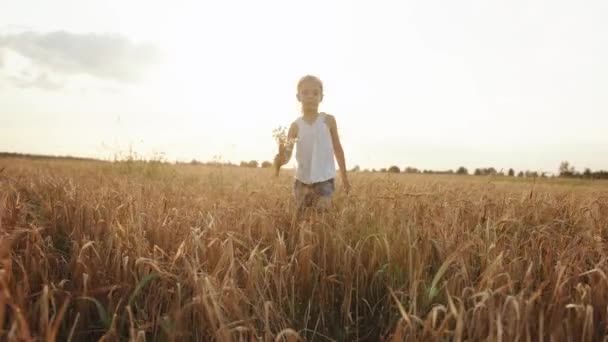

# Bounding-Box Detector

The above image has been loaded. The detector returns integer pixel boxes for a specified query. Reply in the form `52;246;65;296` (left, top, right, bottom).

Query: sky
1;0;607;174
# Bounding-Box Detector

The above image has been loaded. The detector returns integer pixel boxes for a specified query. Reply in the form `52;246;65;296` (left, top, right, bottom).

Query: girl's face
297;80;323;109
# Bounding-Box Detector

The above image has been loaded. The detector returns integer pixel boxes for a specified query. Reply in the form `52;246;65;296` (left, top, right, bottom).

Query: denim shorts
293;178;335;208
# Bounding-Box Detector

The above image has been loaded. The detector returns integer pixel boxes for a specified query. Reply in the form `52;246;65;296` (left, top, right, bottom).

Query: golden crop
1;158;608;341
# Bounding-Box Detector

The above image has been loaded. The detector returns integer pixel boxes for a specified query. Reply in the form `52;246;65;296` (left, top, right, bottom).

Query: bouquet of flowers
272;126;296;177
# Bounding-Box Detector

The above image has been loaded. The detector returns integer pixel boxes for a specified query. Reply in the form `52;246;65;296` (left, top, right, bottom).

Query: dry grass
1;157;608;341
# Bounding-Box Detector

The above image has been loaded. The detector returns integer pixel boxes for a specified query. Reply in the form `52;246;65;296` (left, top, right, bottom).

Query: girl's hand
343;178;351;194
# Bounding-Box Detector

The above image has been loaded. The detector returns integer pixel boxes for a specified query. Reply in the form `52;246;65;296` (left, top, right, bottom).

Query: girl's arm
327;115;350;193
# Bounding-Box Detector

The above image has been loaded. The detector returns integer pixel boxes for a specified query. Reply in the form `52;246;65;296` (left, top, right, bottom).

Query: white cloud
0;31;161;90
8;71;63;90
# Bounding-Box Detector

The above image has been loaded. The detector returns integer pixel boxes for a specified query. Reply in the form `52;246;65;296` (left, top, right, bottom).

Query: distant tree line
0;152;100;162
188;159;273;169
158;159;608;180
558;161;608;180
144;159;608;180
359;165;547;177
4;152;606;180
192;159;604;180
341;161;607;180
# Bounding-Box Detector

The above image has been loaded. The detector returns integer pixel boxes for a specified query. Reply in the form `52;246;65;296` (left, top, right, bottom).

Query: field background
1;157;608;341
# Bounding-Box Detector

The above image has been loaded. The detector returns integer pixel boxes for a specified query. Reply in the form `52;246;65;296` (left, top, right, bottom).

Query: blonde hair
297;75;323;94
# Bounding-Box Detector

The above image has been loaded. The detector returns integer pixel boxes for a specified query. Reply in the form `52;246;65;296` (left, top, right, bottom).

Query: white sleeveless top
294;113;337;184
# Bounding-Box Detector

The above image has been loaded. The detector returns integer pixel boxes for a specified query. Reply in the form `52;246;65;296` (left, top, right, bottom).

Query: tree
240;160;258;168
583;168;592;178
456;166;468;175
593;170;608;179
388;166;400;173
559;161;576;177
404;166;420;174
525;170;539;178
473;167;498;176
261;161;272;168
350;165;361;172
508;168;515;177
517;171;524;178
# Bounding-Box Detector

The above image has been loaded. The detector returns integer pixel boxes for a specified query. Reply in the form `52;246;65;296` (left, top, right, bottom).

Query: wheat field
1;157;608;341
